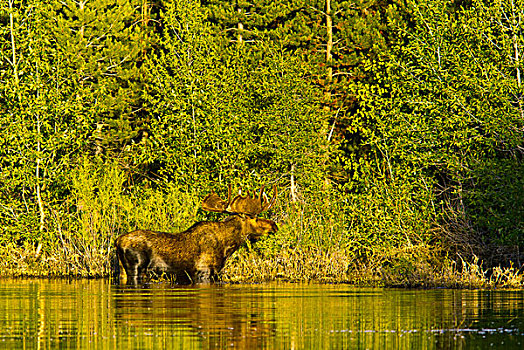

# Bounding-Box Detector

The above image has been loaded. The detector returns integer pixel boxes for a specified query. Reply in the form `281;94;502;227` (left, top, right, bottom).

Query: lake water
0;279;522;349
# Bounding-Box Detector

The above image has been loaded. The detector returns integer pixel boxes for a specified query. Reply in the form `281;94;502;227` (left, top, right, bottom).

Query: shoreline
2;247;522;289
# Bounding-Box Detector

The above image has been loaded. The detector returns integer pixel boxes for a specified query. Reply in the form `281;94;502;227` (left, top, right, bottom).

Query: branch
8;0;19;86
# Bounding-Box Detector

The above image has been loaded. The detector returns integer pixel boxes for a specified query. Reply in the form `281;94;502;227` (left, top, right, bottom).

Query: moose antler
202;185;277;216
201;184;232;213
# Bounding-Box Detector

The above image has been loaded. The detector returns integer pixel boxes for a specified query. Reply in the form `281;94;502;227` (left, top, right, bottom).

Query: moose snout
258;218;278;234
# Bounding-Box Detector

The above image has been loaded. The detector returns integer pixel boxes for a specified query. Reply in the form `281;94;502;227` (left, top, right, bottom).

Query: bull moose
115;185;278;284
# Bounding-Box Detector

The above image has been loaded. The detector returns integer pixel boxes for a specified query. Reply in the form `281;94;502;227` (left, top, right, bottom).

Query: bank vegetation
0;0;522;288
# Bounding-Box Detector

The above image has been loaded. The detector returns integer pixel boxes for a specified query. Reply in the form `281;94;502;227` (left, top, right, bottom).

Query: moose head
115;185;278;284
201;184;277;240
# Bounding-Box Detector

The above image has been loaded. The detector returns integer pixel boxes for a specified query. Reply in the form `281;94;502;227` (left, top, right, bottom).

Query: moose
115;185;278;284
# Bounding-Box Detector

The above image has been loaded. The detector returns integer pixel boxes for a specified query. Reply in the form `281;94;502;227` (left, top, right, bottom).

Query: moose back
115;186;278;284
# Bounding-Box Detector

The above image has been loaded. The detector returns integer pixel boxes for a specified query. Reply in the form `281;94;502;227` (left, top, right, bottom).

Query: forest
0;0;523;287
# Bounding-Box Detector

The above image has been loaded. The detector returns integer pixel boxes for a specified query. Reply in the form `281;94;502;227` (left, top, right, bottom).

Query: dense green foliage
363;0;524;245
0;0;522;280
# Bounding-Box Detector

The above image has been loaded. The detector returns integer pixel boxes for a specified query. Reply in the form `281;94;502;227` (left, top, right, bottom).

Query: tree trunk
325;0;333;105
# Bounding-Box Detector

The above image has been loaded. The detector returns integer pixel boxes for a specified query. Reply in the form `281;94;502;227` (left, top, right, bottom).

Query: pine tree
141;0;331;193
0;0;152;244
47;0;152;155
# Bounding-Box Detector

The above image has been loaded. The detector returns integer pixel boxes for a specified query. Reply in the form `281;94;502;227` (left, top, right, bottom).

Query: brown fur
115;215;278;284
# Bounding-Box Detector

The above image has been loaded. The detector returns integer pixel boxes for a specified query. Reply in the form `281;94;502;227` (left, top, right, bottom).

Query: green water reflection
0;279;522;349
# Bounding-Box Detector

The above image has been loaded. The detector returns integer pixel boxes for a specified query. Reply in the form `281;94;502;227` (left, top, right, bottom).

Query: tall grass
0;159;200;277
1;161;522;288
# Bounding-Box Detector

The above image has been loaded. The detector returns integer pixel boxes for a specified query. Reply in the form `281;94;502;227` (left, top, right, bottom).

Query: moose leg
117;247;149;285
194;268;213;283
194;256;219;283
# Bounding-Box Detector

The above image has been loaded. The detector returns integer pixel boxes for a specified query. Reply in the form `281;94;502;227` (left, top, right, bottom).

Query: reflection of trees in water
113;284;276;349
2;280;523;349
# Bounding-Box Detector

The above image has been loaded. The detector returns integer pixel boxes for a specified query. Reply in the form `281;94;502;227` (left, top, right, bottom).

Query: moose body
115;186;278;284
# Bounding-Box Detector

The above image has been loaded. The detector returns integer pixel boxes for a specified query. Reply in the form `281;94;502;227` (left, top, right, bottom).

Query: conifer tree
47;0;152;155
203;1;406;187
141;0;330;193
0;0;152;244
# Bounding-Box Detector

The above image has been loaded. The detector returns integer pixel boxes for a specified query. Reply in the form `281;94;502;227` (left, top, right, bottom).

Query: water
0;279;523;349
